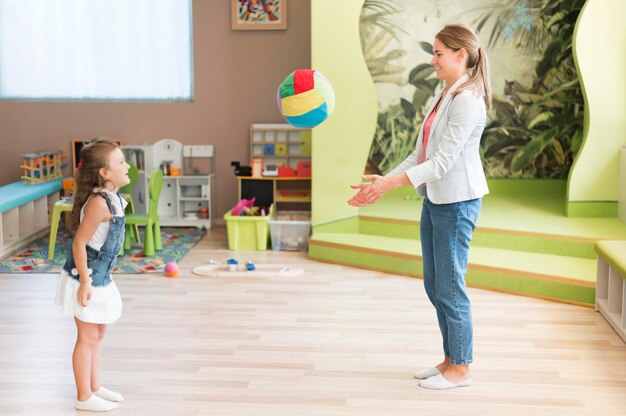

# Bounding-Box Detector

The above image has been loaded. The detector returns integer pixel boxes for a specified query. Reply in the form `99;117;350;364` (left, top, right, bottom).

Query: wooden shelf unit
250;123;311;171
237;176;311;211
121;143;215;228
595;241;626;343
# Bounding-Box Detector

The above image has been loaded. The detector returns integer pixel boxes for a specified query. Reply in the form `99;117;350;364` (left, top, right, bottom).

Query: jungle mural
360;0;585;178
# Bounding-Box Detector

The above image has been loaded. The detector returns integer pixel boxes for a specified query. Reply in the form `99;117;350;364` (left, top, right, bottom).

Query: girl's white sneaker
76;394;118;411
94;386;124;402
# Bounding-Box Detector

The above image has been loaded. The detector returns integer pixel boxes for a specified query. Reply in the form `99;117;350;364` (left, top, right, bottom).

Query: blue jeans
420;194;481;365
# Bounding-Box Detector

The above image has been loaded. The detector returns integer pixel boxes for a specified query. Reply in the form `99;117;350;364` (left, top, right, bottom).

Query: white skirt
55;269;122;324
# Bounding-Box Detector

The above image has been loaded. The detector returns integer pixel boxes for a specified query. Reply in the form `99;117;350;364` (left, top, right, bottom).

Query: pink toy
231;197;256;216
165;262;179;278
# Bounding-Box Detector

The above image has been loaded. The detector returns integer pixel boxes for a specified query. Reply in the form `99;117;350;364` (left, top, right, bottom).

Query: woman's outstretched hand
348;174;394;207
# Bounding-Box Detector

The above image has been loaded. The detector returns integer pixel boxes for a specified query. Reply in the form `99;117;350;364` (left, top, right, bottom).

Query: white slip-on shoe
414;367;441;379
94;386;124;402
419;373;472;390
75;394;119;411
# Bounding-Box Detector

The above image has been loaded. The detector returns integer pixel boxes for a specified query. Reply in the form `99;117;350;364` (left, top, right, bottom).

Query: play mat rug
0;226;206;274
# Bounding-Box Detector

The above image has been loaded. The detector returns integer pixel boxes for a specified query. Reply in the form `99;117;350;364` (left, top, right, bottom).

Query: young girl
55;138;130;411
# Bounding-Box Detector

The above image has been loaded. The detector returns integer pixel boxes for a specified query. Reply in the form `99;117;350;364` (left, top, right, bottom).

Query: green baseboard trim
309;240;594;306
566;201;617;217
486;179;567;195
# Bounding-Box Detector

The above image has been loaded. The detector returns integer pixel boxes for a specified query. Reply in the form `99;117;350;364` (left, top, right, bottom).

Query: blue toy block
263;144;275;156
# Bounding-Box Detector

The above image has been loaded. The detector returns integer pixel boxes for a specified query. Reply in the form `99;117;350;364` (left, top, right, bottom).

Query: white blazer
386;74;489;204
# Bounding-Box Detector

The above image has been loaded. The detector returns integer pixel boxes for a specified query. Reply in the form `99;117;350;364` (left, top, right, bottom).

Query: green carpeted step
358;216;597;259
309;232;597;306
352;187;626;260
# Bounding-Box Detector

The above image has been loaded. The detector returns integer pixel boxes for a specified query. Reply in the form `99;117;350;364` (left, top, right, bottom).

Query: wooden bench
0;178;63;257
595;241;626;342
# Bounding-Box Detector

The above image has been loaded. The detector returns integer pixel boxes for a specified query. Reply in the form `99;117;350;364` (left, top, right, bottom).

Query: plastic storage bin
224;206;275;251
269;211;311;251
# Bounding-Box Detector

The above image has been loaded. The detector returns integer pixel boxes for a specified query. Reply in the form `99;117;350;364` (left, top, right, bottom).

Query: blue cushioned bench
0;178;63;213
0;178;64;257
595;240;626;343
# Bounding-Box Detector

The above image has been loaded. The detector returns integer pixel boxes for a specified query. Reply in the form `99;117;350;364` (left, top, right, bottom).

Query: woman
348;24;491;390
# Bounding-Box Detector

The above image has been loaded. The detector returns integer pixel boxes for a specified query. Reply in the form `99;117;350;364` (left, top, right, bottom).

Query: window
0;0;193;101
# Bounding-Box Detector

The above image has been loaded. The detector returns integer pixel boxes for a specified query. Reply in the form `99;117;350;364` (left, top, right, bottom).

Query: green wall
568;0;626;203
311;0;626;227
311;0;376;226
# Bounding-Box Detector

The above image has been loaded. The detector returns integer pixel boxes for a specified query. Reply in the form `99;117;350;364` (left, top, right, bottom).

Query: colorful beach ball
277;69;335;128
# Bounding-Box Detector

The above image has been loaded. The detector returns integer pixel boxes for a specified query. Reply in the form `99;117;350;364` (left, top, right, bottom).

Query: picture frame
231;0;287;31
72;138;122;174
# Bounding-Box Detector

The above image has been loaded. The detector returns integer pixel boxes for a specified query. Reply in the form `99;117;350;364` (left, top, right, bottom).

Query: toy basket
223;205;275;250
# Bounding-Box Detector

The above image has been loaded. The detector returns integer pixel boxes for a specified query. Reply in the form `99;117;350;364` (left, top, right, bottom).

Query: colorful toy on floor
192;261;303;278
164;262;179;278
277;69;335;128
20;150;68;184
226;258;239;271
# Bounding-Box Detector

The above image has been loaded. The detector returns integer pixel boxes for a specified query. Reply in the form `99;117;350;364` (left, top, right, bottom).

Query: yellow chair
47;178;75;260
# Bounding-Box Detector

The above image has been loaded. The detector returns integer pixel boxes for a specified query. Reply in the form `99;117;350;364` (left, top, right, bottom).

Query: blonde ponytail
436;24;492;109
469;47;491;110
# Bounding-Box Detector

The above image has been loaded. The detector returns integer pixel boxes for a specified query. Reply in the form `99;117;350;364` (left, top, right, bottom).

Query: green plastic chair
124;170;163;257
120;163;140;244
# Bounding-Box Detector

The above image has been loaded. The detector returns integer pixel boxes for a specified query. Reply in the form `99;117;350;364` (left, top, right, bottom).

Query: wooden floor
1;227;625;416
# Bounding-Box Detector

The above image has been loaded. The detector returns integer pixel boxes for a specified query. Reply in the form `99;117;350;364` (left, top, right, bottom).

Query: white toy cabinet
121;140;215;228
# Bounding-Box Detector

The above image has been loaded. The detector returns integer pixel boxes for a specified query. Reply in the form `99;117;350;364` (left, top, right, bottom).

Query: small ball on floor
165;262;179;278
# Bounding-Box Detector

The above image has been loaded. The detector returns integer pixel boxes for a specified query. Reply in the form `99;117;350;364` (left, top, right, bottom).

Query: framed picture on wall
72;138;122;174
231;0;287;31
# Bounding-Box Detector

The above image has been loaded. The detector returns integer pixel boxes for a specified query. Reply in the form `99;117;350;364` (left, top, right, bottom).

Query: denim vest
63;192;125;287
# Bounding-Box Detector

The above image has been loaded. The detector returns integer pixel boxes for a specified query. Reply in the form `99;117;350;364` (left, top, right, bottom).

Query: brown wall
0;0;311;219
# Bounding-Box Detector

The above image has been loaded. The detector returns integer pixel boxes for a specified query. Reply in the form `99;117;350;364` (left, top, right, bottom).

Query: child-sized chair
47;178;76;260
119;163;140;244
123;170;164;257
